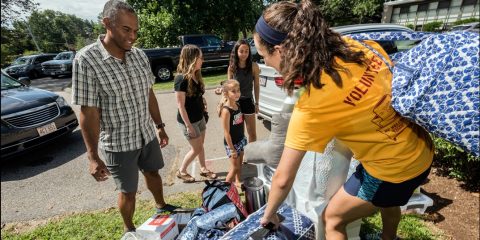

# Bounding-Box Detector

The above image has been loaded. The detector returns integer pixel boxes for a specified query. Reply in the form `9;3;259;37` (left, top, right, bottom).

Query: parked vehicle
257;24;418;121
4;54;57;79
142;34;234;81
41;51;76;78
1;71;79;160
450;22;479;33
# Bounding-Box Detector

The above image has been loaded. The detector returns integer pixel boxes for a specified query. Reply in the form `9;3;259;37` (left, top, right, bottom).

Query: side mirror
220;40;225;48
18;76;31;86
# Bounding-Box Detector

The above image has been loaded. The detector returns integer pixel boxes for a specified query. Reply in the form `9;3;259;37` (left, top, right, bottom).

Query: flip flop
156;204;179;214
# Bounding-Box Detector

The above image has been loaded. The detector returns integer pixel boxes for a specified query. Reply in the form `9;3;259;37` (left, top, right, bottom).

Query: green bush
453;18;479;26
406;24;415;30
423;21;444;32
432;135;479;191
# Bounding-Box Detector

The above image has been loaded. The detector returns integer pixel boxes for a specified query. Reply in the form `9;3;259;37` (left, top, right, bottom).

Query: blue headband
255;15;287;45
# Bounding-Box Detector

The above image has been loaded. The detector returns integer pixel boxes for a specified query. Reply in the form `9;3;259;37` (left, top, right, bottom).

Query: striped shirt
72;35;157;152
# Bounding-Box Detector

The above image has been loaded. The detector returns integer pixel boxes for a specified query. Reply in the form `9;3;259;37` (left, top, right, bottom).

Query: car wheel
29;70;39;79
155;65;173;82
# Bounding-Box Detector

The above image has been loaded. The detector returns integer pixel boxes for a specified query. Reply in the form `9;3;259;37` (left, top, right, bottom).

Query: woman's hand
260;213;281;230
187;125;197;138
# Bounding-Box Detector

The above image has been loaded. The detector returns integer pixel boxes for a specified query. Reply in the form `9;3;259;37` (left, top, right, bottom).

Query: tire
155;65;173;82
28;70;39;79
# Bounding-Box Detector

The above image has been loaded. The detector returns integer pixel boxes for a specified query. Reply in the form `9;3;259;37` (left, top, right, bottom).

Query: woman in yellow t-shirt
253;1;434;239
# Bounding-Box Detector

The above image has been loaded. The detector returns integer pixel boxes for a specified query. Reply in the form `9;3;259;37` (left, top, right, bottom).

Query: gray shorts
178;118;206;140
101;138;164;193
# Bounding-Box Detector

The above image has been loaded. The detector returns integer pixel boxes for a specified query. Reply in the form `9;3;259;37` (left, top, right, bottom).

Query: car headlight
56;96;68;107
20;66;28;71
61;64;67;71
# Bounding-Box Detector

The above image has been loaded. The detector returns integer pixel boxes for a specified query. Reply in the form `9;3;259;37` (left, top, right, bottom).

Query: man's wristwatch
156;122;166;129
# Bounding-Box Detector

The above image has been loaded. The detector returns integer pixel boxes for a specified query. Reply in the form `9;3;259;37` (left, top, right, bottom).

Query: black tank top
233;67;253;99
223;104;245;144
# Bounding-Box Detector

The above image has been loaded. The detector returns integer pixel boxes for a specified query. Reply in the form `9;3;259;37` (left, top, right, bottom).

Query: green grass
360;212;444;240
1;192;202;240
1;191;443;239
152;70;227;91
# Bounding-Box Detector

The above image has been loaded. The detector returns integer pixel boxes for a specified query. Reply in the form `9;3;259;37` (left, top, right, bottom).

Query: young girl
216;40;260;144
218;80;248;186
175;44;217;183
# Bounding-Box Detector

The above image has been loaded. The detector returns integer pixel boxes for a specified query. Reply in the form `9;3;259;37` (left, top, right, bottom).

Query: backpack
201;180;248;220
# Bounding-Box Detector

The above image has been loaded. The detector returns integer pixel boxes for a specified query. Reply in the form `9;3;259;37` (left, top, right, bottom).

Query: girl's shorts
224;137;248;158
344;164;431;207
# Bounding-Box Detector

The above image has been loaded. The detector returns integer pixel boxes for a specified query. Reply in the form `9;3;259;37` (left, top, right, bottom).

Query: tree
127;0;263;48
1;0;38;26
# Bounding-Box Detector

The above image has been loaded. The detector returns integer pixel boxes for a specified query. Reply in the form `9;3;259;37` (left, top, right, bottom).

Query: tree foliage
127;0;263;48
1;0;38;25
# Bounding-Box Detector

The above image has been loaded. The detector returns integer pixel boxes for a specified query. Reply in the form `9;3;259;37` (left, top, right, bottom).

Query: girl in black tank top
218;80;247;186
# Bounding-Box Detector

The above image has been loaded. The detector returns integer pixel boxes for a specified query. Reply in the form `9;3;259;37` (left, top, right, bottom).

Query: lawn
1;191;444;240
153;70;227;91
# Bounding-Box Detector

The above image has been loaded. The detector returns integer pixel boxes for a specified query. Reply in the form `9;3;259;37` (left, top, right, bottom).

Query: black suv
4;54;57;79
41;51;76;78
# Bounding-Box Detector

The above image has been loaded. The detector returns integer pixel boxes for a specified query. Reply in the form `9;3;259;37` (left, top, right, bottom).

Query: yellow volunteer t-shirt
285;37;434;183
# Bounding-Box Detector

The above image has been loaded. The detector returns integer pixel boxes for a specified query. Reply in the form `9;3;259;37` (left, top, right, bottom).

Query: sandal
176;170;195;183
199;169;217;179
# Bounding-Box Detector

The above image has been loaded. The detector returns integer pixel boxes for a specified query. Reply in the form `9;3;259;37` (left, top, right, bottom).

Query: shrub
453;18;479;26
423;21;444;32
432;135;479;191
406;23;415;30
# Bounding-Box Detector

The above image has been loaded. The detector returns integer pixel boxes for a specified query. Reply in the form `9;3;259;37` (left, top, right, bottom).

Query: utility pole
26;21;42;52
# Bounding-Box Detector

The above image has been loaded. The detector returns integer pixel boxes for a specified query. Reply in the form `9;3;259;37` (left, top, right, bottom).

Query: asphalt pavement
0;76;272;224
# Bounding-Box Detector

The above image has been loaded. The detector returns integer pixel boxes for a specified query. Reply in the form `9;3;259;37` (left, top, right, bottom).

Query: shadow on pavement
1;129;86;182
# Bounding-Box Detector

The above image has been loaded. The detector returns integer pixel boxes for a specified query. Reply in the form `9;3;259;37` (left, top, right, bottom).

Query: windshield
54;52;74;60
12;57;31;66
1;73;23;90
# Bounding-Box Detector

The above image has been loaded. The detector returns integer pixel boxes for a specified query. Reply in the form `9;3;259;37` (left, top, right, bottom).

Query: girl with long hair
254;1;433;239
217;79;247;187
174;44;217;183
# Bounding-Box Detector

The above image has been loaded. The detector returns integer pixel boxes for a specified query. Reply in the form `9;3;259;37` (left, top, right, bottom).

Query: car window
204;36;222;47
375;40;420;54
1;73;22;90
54;52;72;60
12;57;30;65
184;36;206;47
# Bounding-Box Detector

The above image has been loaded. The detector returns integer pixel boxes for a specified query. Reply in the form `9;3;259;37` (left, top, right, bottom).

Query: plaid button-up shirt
72;35;157;152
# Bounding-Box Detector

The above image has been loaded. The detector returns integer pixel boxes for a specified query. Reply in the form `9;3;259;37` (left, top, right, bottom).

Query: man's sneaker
363;232;400;240
120;230;144;240
156;203;179;214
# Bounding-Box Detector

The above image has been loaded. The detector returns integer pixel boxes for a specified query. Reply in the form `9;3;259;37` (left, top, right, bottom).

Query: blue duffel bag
350;31;479;156
391;31;479;156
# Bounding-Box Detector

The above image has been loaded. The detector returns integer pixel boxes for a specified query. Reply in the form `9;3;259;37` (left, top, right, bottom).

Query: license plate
37;122;57;136
259;76;267;87
51;72;55;75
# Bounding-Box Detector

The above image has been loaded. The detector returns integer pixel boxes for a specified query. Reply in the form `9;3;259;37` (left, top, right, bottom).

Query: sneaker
156;203;179;214
120;230;142;240
363;232;400;240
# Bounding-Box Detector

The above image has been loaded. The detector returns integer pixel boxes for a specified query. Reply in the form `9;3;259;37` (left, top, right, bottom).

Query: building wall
383;0;479;30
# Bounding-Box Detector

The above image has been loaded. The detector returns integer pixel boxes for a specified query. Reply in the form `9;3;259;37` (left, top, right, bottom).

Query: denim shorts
224;137;248;158
101;138;164;193
344;164;431;207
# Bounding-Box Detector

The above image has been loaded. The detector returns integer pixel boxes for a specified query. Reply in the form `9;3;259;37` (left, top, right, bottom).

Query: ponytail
257;0;367;95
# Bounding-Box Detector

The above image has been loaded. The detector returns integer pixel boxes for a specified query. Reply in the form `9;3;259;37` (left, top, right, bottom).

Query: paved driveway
1;76;272;224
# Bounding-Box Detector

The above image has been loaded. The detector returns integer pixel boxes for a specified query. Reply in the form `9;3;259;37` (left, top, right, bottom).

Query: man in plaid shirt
72;1;177;236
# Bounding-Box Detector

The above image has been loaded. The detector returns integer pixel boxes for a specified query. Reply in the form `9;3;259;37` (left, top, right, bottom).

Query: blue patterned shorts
224;137;248;158
344;164;431;207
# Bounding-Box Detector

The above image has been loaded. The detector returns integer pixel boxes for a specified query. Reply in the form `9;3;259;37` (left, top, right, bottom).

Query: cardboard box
136;214;178;240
